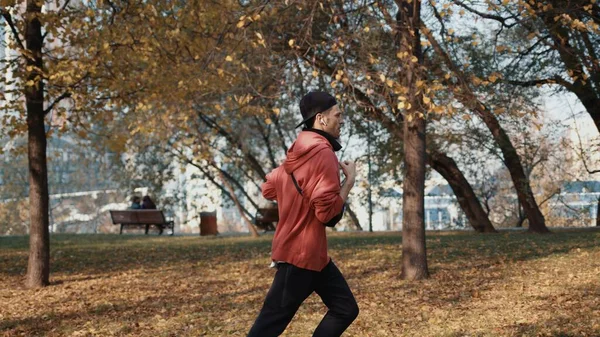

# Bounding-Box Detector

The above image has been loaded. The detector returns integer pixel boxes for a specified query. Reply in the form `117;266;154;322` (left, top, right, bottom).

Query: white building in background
351;180;600;232
548;181;600;226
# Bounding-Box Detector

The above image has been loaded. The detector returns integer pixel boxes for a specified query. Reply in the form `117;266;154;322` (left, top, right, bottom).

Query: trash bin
199;211;218;236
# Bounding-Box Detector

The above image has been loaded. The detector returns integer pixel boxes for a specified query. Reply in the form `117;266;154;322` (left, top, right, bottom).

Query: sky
542;90;597;138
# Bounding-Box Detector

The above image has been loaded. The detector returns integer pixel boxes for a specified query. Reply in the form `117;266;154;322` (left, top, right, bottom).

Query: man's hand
340;161;356;186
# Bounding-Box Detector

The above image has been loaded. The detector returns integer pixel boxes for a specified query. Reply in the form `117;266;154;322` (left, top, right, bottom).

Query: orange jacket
262;131;345;271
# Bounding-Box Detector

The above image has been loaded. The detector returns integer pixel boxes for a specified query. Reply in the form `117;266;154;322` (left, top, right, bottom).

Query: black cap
295;91;337;129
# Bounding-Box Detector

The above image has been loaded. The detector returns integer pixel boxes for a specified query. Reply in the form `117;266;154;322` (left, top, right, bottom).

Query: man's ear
318;113;327;126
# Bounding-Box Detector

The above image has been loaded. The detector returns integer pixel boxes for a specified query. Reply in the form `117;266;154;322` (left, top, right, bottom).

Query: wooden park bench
109;210;174;235
255;207;278;231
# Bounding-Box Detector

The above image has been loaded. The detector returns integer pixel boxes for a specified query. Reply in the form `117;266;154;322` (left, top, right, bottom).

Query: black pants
247;259;359;337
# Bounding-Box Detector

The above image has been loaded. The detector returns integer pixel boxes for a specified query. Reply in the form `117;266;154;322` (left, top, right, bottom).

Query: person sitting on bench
141;195;156;209
130;196;142;209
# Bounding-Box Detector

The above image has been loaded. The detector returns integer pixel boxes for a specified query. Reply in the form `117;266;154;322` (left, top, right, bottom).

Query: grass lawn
2;229;600;336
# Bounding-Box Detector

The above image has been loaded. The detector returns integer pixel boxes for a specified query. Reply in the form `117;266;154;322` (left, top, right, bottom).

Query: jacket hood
283;131;332;174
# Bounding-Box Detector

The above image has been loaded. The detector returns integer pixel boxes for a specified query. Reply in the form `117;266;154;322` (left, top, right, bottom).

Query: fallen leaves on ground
1;229;600;336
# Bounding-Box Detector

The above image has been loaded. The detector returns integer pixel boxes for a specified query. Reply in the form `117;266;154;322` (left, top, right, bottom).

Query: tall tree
2;0;50;288
2;0;211;286
60;1;283;234
304;48;496;232
451;1;600;148
1;0;107;287
421;6;550;233
65;1;497;240
249;1;496;233
397;0;429;280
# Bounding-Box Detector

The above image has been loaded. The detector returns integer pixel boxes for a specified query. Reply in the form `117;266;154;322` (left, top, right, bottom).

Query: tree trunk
516;216;526;228
348;87;496;234
474;106;549;233
427;151;497;233
217;170;259;238
399;0;429;280
539;6;600;133
367;120;373;232
25;0;50;288
402;115;429;280
422;27;549;234
345;204;363;231
596;198;600;227
304;44;495;236
577;90;600;134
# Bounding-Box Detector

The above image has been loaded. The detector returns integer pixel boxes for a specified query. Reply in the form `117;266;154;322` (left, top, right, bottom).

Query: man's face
319;105;344;139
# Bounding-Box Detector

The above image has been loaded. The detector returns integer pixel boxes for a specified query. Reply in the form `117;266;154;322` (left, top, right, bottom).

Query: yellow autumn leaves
237;13;262;28
4;231;600;336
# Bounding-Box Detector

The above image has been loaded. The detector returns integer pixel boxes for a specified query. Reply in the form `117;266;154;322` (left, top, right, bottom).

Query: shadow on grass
0;234;273;278
2;231;599;282
331;230;600;266
332;230;600;322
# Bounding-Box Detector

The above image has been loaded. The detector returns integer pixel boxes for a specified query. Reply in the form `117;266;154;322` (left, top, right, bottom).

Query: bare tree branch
506;77;574;90
43;91;71;115
253;115;278;169
207;160;261;211
187;159;255;220
451;0;519;28
0;8;25;50
569;106;600;175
